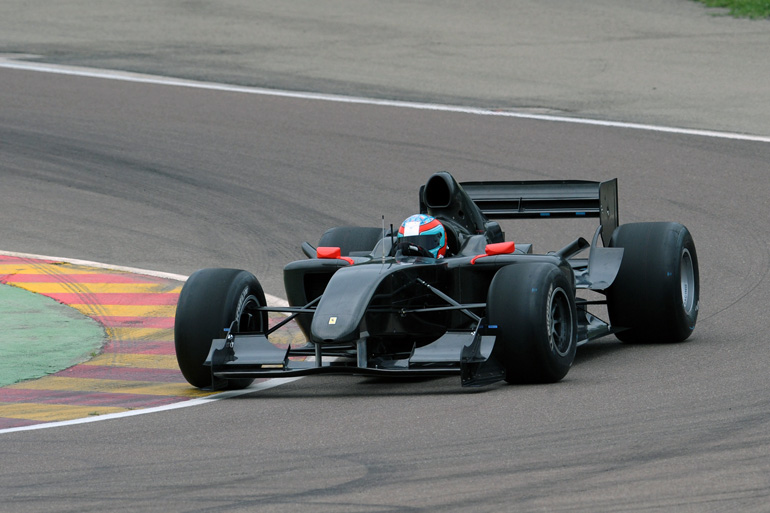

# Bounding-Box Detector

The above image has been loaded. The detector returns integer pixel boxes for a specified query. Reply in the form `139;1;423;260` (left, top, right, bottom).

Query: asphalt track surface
2;0;770;136
1;2;770;512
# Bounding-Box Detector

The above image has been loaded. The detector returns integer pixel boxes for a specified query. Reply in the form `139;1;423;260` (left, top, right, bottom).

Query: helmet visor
398;234;443;253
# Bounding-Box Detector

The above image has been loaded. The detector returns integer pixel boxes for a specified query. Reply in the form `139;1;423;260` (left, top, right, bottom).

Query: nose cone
312;312;359;343
310;264;386;343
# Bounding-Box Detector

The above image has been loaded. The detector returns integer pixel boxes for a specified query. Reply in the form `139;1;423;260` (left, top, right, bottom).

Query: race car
174;172;699;390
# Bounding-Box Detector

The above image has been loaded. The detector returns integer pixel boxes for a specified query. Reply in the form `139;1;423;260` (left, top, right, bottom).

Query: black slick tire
174;268;268;389
487;263;578;384
606;222;699;343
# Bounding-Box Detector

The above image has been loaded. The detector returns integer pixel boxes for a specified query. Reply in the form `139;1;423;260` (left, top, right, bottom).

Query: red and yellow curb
0;255;300;429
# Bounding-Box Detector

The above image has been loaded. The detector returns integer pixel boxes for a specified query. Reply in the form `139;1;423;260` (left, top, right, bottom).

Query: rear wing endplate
461;179;618;246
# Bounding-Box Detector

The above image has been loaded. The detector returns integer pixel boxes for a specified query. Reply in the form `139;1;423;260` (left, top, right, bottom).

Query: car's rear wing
420;172;619;247
460;179;619;246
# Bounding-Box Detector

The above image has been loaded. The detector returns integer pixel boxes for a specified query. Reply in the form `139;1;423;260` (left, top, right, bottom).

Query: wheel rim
236;294;263;333
549;287;573;357
680;248;696;314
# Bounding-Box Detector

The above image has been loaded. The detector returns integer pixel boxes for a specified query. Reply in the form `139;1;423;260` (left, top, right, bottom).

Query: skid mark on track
0;255;302;430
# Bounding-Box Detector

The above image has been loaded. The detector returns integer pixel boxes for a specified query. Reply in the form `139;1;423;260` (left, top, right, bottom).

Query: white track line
1;55;769;143
0;378;301;435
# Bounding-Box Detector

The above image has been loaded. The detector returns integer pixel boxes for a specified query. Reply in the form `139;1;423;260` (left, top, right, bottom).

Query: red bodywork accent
471;241;515;264
317;246;355;265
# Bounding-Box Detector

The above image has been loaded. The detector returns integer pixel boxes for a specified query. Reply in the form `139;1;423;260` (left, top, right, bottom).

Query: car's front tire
174;268;268;389
487;263;578;384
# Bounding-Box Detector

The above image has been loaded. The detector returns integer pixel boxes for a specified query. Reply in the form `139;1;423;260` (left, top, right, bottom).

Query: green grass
694;0;770;18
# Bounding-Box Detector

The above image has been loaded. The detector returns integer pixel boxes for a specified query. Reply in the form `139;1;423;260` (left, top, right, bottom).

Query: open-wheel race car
174;172;699;390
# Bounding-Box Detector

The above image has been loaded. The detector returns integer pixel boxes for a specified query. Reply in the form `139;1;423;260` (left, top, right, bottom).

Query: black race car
174;172;699;390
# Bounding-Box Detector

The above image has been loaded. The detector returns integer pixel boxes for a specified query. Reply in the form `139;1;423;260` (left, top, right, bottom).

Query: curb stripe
0;389;184;408
102;341;175;355
0;272;167;282
71;305;177;317
0;402;129;422
57;363;179;383
58;365;185;382
81;353;179;369
104;327;174;341
90;316;176;329
14;283;182;294
48;293;180;305
0;255;303;431
7;376;218;398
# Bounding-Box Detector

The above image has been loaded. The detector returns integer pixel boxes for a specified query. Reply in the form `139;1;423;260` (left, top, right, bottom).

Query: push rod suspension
416;279;482;323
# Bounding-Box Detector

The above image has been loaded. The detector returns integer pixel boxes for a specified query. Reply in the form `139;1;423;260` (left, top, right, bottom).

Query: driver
397;214;448;258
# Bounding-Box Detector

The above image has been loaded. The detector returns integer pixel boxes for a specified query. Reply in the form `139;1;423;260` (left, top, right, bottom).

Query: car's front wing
204;326;505;389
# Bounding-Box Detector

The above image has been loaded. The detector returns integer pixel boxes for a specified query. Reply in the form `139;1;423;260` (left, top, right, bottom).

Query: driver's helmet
397;214;447;258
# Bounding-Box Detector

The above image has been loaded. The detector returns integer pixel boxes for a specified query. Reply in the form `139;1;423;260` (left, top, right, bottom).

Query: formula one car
175;172;699;390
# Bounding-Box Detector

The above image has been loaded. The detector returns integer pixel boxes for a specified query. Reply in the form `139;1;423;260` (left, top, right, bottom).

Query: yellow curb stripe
0;265;110;275
12;283;182;294
104;327;174;341
8;377;216;397
0;402;129;422
267;331;307;348
82;353;179;370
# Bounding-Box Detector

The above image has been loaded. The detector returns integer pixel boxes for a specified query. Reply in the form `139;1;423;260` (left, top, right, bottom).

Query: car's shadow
573;338;627;364
226;338;633;400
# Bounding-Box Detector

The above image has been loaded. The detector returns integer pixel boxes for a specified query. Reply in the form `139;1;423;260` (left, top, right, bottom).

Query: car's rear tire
318;226;385;256
487;263;578;384
606;222;699;343
175;268;268;389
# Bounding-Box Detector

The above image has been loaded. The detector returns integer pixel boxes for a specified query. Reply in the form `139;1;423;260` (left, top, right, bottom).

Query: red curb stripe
0;256;58;264
0;273;171;284
0;417;42;428
0;388;187;408
44;293;180;305
92;316;175;329
102;341;176;355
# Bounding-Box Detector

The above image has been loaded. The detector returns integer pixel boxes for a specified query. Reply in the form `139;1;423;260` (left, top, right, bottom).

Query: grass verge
694;0;770;18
